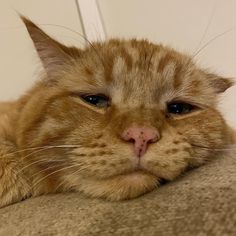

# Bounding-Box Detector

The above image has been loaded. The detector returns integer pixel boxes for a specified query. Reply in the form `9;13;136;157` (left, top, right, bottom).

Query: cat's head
17;17;233;200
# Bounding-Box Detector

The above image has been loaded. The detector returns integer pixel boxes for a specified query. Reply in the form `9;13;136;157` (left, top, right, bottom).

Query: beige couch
0;153;235;236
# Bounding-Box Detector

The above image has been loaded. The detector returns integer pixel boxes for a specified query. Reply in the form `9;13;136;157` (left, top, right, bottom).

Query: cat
0;16;235;208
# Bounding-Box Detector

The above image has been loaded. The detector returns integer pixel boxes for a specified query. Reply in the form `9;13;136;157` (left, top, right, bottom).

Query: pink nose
121;126;160;158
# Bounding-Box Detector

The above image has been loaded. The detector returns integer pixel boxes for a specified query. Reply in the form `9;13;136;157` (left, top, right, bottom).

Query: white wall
98;0;236;128
0;0;84;101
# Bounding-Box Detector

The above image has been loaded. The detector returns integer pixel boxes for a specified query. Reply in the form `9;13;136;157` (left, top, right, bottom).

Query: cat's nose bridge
119;106;163;125
121;126;160;158
124;107;163;129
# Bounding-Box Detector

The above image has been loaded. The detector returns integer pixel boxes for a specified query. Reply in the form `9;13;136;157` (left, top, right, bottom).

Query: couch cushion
0;153;236;236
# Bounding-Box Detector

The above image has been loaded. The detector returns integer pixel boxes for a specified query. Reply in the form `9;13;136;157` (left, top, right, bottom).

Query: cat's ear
21;16;81;76
206;73;234;93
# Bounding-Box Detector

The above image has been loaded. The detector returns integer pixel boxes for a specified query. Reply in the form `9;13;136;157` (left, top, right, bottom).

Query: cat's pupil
81;95;110;108
167;102;195;115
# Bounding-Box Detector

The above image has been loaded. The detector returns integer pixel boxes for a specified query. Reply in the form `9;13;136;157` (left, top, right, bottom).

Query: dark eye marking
80;94;110;108
167;102;197;115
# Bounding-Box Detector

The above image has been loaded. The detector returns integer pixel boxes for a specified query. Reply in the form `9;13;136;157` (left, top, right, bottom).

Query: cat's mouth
112;159;158;180
133;161;157;176
113;166;158;182
118;164;169;185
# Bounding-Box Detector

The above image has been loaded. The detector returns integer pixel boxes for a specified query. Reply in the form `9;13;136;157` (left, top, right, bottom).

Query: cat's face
16;17;233;200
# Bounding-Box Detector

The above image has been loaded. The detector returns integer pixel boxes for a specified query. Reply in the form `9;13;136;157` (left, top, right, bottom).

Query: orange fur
0;17;235;207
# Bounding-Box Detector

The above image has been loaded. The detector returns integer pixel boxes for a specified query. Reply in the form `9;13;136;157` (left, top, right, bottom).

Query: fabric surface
0;153;236;236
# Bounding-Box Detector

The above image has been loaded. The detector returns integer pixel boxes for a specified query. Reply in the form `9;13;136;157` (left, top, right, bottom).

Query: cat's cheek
189;147;215;166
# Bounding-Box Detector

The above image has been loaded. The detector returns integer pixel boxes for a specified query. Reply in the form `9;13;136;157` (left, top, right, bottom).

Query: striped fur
0;17;234;207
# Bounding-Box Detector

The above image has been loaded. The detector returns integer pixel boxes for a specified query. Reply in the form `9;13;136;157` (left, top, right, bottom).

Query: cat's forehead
64;39;218;107
79;40;200;105
89;39;193;80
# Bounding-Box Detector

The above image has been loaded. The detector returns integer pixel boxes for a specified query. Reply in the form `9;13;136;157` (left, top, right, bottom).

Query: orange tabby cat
0;16;234;208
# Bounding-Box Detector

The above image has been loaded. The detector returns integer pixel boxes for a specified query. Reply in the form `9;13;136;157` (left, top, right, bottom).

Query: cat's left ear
206;73;234;93
21;16;81;76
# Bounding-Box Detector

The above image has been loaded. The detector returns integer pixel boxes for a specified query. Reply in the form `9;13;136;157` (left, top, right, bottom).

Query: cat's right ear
21;16;81;77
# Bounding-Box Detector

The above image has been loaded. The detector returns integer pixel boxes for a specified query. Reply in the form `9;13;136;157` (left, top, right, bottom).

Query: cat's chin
77;171;159;201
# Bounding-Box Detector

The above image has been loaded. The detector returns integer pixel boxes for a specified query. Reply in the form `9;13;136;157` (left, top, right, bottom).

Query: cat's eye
167;102;196;115
80;94;110;108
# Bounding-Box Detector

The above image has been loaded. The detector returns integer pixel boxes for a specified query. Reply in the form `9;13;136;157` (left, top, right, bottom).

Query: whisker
20;147;69;163
194;0;217;54
0;147;54;162
31;161;72;178
1;145;81;158
16;158;67;175
54;165;89;191
0;23;87;44
31;163;87;191
191;143;236;151
193;26;236;58
38;23;91;45
1;22;106;70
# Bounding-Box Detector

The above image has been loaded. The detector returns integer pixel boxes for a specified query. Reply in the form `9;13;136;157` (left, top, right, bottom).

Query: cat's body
0;17;235;208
